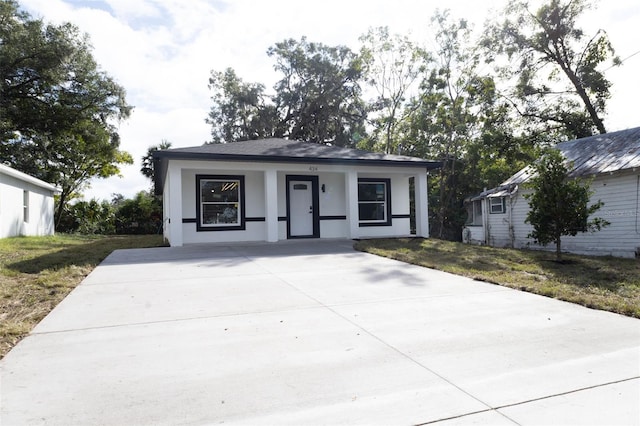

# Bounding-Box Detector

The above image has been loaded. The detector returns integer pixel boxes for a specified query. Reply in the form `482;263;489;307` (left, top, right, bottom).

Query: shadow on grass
355;238;640;294
5;235;165;274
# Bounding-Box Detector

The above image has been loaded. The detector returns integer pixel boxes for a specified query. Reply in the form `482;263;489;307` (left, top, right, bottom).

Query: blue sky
18;0;640;201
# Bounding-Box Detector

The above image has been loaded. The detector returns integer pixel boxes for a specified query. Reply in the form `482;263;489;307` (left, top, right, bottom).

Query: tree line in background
207;0;619;239
0;0;620;239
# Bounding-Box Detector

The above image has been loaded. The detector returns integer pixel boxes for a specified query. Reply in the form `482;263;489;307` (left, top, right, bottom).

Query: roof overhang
0;163;61;194
152;150;441;195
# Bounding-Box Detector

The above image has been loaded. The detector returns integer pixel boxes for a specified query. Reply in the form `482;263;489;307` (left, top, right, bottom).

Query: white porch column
264;169;278;242
167;163;183;246
415;171;429;238
345;170;359;239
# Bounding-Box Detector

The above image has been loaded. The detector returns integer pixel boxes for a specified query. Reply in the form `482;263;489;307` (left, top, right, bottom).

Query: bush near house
57;191;162;235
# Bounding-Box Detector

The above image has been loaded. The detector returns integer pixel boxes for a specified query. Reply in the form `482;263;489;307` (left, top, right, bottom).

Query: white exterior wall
0;172;56;238
486;197;514;248
161;159;429;245
463;225;485;245
477;171;640;258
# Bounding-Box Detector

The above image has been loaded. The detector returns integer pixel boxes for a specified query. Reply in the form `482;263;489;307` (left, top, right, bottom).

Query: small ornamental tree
524;149;608;261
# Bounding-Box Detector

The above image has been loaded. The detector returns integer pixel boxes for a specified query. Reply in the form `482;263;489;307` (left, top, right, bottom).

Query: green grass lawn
0;234;165;358
355;238;640;319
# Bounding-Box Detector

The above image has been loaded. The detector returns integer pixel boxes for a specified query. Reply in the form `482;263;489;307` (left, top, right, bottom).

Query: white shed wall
0;173;56;238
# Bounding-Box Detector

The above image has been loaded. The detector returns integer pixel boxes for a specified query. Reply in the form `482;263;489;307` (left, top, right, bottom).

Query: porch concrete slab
2;240;639;425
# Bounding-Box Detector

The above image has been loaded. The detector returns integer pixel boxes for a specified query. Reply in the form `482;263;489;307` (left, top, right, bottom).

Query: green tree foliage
269;37;367;146
206;69;278;143
483;0;619;139
524;149;608;261
141;139;172;192
0;0;133;225
58;192;162;235
207;37;366;146
57;199;116;234
403;11;530;239
114;191;163;235
359;27;426;154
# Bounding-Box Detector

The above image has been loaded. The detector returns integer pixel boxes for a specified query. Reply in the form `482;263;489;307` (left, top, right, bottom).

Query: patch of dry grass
354;238;640;318
0;234;165;358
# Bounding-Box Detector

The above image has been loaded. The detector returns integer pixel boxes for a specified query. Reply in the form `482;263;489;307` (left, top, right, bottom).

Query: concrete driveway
1;239;639;425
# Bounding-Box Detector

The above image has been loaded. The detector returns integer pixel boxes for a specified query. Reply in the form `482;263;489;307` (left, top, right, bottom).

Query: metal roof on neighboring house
558;126;640;176
469;126;640;200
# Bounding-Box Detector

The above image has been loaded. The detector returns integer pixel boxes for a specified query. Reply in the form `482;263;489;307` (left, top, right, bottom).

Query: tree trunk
554;57;606;134
555;238;562;262
55;191;68;229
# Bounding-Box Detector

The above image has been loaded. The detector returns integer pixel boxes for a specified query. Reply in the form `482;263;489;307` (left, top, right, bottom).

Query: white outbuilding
0;164;60;238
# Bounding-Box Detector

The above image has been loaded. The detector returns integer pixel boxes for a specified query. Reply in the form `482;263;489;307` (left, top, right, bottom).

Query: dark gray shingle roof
154;138;438;166
153;138;440;194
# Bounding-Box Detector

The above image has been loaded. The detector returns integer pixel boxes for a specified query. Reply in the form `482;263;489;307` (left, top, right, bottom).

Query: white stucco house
153;139;440;246
462;126;640;258
0;163;60;238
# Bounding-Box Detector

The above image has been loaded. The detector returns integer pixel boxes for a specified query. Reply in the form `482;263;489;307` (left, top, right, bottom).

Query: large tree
359;27;426;154
207;38;367;146
0;0;133;224
206;68;278;143
268;37;367;146
483;0;619;139
525;149;608;261
404;11;498;239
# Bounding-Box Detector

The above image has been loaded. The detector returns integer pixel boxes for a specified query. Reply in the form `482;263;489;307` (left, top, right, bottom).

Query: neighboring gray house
153;139;440;246
0;164;60;238
462;127;640;258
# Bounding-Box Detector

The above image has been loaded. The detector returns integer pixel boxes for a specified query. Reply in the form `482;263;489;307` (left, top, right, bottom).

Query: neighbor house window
490;197;506;214
196;175;245;231
466;200;483;225
358;178;391;226
23;190;29;223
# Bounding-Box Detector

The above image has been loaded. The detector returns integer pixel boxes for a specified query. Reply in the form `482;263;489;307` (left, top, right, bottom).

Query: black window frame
196;174;246;232
358;178;392;227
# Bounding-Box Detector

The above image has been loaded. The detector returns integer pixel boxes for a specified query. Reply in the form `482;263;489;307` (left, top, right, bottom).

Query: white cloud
16;0;640;201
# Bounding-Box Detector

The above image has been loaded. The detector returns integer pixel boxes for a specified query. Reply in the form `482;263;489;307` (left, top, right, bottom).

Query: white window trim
489;196;506;214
